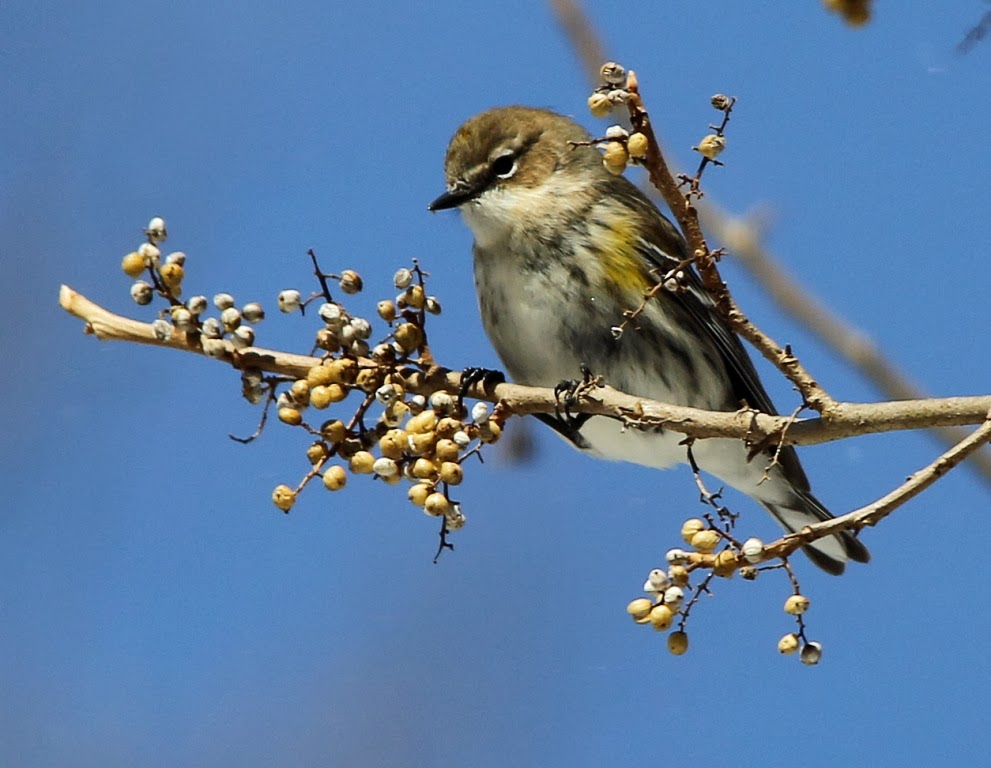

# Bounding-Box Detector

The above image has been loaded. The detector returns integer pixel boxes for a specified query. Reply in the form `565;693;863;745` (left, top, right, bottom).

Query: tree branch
59;285;991;448
680;413;991;573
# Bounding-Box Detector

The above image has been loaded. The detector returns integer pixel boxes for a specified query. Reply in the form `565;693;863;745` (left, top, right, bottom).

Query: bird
428;105;869;574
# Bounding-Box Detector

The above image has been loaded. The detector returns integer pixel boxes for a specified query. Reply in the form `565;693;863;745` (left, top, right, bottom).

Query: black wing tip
842;531;871;564
802;545;847;576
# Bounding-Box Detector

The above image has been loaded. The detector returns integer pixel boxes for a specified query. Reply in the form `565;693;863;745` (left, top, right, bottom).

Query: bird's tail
762;490;870;575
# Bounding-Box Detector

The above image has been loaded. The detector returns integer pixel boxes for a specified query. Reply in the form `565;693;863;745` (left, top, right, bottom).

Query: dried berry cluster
120;217;503;543
585;62;730;176
626;517;824;664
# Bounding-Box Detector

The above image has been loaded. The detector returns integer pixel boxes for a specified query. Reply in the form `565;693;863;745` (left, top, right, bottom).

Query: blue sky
3;1;990;766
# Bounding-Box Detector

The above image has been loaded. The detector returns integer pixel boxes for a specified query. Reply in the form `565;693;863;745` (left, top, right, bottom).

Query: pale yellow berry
649;604;675;631
479;421;502;444
405;284;426;309
325;383;348;403
291;379;310;405
407;409;438;434
372;457;399;478
587;92;613;118
627;132;649;158
355;368;385;394
377;300;396;323
310;358;356;385
159;262;184;289
306;442;329;465
320;419;347;445
339;269;363;294
439;461;463;485
394;322;423;353
713;550;737;578
322;465;347;491
121;251;146;277
435;417;462;438
602;141;629;174
408;483;431;507
697;134;726;160
379;429;407;460
271;484;296;512
314;329;340;353
309;385;332;409
784;594;811;615
690;529;721;554
667;631;689;656
680;518;705;544
278;407;302;426
383;399;409;427
349;451;375;474
407;431;436;456
307;364;333;387
434;438;460;463
412;458;437;480
626;598;653;622
668;565;690;586
424;492;450;517
777;633;800;654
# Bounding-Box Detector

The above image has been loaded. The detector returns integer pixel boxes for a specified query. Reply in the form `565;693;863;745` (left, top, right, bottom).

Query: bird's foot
553;363;601;420
457;366;506;414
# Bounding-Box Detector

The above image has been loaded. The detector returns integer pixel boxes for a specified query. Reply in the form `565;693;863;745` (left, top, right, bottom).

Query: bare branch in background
957;8;991;53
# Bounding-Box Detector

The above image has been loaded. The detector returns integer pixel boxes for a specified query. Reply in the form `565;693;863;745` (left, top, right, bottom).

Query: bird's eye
491;153;517;179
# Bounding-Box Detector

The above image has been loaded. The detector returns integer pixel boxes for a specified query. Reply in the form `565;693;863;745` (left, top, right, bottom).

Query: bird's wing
628;203;778;416
625;185;813;490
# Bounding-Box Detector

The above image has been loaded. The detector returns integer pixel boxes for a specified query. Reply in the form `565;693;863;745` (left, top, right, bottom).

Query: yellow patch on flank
593;214;652;296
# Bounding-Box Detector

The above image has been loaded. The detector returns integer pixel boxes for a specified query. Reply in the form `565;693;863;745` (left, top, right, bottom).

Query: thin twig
621;73;836;413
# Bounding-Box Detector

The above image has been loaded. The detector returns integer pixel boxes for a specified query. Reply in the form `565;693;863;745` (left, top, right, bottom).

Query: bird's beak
428;186;474;212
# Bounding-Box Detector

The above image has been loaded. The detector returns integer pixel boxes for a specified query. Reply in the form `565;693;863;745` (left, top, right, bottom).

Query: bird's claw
458;366;506;413
553;363;598;422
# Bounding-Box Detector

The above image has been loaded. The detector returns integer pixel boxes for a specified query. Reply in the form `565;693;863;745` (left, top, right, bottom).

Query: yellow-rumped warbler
429;106;869;574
